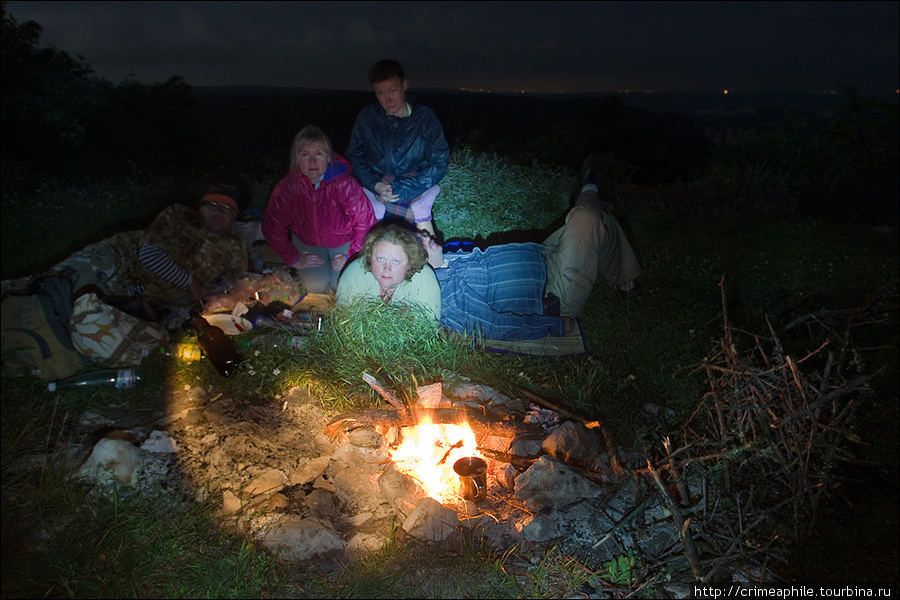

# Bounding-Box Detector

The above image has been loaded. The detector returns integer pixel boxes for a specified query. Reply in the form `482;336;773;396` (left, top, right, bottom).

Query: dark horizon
190;84;890;122
7;1;897;96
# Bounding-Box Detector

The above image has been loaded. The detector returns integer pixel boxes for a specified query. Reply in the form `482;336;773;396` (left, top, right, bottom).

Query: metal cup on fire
453;456;488;503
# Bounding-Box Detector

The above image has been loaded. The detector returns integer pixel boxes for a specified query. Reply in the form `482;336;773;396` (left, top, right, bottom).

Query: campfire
390;415;481;504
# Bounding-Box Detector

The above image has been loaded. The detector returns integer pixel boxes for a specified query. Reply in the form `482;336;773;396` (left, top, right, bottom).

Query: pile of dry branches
646;276;884;582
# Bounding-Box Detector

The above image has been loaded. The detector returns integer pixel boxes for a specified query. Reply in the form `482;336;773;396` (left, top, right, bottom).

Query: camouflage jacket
123;204;247;304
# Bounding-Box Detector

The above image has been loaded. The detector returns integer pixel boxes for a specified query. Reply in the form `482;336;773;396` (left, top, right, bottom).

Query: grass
437;147;573;241
2;144;898;596
329;532;596;599
3;478;290;597
0;173;183;280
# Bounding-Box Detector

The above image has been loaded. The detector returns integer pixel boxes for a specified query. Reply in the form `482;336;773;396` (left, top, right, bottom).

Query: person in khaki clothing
415;155;641;341
542;154;641;317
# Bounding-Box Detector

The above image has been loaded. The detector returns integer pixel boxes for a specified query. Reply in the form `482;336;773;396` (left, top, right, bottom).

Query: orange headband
201;193;239;212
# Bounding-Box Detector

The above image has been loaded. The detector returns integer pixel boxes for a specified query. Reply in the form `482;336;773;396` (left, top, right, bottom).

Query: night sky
6;1;899;95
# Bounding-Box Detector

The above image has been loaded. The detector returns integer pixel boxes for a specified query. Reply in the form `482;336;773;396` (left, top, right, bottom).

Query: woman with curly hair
335;224;440;321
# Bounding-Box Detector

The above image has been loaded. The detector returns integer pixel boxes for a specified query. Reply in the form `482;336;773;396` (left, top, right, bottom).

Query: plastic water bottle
191;312;244;377
48;367;146;392
244;334;307;350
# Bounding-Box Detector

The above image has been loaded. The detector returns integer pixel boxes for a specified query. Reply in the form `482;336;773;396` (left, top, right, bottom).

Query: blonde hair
289;125;334;172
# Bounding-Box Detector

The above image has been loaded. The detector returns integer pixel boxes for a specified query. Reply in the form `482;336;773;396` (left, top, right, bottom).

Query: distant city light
723;89;729;95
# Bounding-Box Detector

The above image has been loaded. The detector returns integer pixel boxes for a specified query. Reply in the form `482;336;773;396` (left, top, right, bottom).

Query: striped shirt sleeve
138;243;192;290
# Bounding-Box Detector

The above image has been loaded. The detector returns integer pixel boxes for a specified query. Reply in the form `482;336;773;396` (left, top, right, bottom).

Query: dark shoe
543;292;560;316
581;154;603;188
618;280;643;296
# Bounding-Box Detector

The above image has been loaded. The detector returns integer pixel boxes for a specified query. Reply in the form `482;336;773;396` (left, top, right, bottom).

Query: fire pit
121;371;643;567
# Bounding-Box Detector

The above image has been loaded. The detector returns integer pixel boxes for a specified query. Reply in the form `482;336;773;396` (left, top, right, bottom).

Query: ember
390;416;481;504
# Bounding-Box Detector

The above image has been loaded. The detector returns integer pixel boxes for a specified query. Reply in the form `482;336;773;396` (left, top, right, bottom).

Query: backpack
1;276;87;381
69;292;169;368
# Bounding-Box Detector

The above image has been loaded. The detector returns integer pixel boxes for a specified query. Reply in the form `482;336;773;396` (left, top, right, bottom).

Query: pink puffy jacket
262;153;376;264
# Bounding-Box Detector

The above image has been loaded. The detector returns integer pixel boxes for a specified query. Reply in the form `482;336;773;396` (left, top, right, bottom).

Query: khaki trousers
543;188;641;316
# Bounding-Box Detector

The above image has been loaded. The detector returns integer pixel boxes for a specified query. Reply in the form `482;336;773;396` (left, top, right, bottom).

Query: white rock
259;515;346;561
244;468;287;496
290;455;331;485
74;438;143;487
140;430;178;453
416;382;445;408
514;455;602;512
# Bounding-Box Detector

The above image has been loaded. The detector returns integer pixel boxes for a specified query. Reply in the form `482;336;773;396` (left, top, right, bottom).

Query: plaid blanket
382;197;417;223
477;331;588;356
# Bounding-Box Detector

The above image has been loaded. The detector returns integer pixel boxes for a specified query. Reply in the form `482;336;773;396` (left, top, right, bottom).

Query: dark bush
702;89;899;224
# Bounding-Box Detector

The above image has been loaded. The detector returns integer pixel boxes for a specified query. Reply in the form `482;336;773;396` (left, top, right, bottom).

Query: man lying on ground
419;155;641;341
2;183;249;318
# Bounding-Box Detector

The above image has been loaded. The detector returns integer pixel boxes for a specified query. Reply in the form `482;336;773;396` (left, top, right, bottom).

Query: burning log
476;447;536;471
324;407;544;447
337;373;631;483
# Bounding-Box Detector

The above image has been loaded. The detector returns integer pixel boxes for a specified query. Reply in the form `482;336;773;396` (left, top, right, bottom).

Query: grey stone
259;515;346;561
514;455;603;512
346;531;387;554
401;497;459;541
509;433;545;458
140;430;178;453
495;463;519;491
314;432;339;455
378;462;428;518
453;382;494;402
290;455;331;486
77;410;116;428
305;488;342;523
416;382;445;408
244;468;287;496
542;421;600;463
555;499;613;544
332;466;383;512
642;524;680;558
333;434;390;474
347;428;385;449
222;489;242;514
518;514;558;542
266;492;290;511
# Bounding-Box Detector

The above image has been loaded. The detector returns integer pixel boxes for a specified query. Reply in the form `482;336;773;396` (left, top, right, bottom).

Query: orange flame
390;415;480;504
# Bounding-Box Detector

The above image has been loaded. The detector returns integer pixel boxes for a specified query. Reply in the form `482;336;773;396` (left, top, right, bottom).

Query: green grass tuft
437;147;572;240
313;298;470;394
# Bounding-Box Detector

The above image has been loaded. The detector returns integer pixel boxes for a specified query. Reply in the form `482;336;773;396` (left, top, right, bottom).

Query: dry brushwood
644;275;878;582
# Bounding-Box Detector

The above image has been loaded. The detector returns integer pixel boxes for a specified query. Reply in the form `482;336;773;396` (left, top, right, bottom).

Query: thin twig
647;458;703;580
